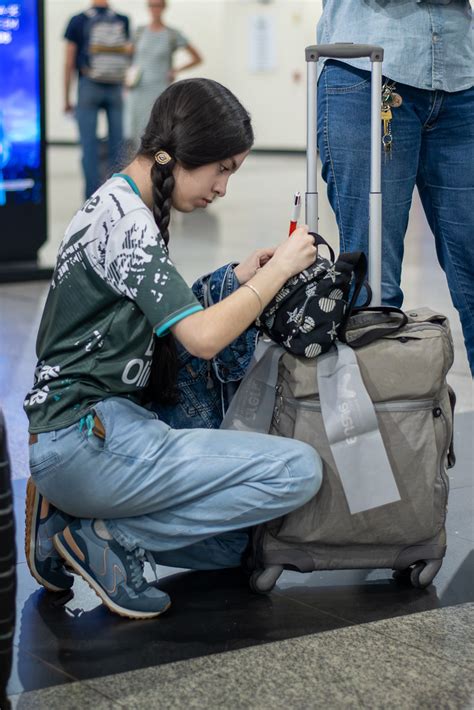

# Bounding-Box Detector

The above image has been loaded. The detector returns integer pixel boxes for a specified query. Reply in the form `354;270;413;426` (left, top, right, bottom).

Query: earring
154;150;172;165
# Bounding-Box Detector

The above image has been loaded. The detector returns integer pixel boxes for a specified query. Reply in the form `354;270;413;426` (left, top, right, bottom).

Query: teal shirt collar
112;173;141;197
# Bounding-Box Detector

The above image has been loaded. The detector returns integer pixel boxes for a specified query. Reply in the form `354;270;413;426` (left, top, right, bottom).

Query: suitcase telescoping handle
306;43;384;304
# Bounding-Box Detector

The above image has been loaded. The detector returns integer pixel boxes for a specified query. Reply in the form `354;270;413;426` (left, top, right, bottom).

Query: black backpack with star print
258;234;369;358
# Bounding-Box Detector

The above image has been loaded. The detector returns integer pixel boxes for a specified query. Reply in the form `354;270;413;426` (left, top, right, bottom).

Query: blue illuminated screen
0;0;42;206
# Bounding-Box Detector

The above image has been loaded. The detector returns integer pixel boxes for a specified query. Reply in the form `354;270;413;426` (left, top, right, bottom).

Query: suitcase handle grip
306;43;384;62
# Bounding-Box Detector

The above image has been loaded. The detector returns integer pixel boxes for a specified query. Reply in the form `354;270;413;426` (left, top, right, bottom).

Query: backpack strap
307;237;371;334
310;232;335;262
337;251;371;331
447;386;456;469
340;306;408;348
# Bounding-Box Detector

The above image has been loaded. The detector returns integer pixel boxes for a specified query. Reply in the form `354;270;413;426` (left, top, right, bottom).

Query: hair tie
154;150;173;166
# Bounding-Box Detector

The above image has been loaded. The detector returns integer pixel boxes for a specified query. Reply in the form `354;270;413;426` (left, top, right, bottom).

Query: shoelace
145;550;159;584
126;548;159;589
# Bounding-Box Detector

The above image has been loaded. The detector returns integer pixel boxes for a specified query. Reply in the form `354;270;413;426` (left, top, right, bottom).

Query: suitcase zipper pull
272;385;283;426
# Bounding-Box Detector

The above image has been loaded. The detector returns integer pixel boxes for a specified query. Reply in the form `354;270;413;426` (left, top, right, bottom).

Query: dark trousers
0;409;15;710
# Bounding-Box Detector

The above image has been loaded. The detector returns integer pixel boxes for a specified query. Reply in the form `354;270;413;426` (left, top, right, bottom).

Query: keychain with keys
381;81;402;160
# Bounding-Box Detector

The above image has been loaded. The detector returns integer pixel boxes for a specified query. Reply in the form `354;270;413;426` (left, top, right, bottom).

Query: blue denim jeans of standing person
75;76;124;199
318;61;474;374
29;397;322;570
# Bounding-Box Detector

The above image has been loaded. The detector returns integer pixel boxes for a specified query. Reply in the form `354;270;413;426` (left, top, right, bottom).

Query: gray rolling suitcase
231;44;456;593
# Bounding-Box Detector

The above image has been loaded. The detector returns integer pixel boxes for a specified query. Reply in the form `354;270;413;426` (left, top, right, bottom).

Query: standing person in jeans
24;78;322;620
64;0;132;199
317;0;474;374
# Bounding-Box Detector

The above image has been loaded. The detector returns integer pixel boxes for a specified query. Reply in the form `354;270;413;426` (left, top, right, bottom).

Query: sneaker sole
53;531;171;620
25;478;70;593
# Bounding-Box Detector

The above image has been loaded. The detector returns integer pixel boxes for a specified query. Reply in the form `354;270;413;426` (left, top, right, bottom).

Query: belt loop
51;430;57;442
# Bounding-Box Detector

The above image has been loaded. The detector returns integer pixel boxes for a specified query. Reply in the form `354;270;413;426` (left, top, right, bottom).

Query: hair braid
137;78;254;407
145;159;178;406
150;160;175;247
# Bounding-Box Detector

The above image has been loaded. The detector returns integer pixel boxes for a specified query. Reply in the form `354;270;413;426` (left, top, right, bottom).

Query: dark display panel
0;0;47;270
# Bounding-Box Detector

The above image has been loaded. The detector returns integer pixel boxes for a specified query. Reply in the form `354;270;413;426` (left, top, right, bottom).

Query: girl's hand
234;247;276;284
270;225;317;279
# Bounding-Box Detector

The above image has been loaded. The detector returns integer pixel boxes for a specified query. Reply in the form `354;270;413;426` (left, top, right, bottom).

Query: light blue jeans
29;397;322;570
318;61;474;374
75;77;124;199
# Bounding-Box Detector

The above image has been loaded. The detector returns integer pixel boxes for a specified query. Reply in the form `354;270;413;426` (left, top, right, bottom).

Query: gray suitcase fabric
252;308;454;573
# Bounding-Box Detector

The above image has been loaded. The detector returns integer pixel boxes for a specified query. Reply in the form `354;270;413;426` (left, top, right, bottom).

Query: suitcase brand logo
337;373;358;444
242;379;264;422
338;400;357;446
339;373;356;400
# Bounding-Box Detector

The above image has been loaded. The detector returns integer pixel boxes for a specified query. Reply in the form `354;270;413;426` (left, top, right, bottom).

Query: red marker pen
288;192;301;236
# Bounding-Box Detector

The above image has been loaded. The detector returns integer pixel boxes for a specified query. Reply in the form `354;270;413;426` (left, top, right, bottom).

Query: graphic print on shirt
121;333;154;388
54;185;175;303
76;330;104;353
53;190;123;289
24;177;201;432
106;218;173;301
24;362;61;408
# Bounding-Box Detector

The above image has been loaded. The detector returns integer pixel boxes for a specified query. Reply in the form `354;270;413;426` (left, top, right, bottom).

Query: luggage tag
317;341;401;514
221;338;285;433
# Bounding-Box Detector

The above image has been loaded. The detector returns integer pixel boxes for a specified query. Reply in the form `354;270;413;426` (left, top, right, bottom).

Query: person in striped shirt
125;0;202;146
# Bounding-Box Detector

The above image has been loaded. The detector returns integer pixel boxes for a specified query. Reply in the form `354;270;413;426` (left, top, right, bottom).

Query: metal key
381;106;393;159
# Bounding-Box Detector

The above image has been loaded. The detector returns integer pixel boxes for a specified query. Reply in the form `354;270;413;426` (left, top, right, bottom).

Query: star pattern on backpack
323;264;341;283
327;321;338;339
286;307;303;325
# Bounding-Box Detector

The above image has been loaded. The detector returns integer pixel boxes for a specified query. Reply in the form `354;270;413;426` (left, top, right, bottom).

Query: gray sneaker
53;519;171;619
25;478;74;592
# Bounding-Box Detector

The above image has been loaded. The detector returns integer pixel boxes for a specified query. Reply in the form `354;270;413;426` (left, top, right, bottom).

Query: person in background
125;0;202;146
64;0;132;199
317;0;474;374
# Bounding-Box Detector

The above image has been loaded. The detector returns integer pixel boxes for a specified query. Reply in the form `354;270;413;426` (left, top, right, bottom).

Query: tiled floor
2;148;473;709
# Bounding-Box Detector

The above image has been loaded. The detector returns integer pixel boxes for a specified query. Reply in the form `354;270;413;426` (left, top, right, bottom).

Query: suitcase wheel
393;559;443;589
249;565;284;594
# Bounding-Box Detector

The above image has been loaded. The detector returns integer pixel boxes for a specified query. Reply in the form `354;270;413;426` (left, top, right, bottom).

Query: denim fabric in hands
152;263;258;429
318;0;473;92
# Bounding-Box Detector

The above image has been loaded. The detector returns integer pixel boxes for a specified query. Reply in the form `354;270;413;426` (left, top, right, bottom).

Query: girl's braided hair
138;78;254;404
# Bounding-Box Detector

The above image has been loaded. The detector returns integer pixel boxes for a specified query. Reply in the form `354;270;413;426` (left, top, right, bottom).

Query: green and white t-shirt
24;175;203;433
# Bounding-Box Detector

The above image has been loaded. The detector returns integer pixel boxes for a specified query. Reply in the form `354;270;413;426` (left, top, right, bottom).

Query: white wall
45;0;322;149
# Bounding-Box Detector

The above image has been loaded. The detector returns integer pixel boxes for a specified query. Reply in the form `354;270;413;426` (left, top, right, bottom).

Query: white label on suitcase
221;339;284;434
317;341;401;514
